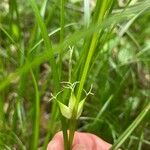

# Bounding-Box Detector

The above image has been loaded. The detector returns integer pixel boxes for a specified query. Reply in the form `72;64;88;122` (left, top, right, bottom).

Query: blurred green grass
0;0;150;149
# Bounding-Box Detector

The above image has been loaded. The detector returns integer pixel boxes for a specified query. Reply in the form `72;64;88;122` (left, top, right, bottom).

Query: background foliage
0;0;150;149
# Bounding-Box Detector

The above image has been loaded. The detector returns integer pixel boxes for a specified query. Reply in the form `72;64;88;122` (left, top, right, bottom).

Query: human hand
47;131;112;150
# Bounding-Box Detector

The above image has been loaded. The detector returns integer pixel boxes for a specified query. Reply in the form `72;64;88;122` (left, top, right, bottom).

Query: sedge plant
0;0;150;150
50;82;93;150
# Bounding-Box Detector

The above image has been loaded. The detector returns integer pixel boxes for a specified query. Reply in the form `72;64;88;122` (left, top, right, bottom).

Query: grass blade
110;102;150;150
30;70;40;150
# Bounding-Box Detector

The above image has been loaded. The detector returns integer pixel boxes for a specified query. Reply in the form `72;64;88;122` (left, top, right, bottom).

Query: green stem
60;115;69;150
30;70;40;150
60;1;70;150
77;0;108;102
68;119;76;150
68;1;112;149
59;0;65;81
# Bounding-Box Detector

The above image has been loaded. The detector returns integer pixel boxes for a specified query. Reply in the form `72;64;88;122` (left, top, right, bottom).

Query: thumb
47;139;63;150
72;144;87;150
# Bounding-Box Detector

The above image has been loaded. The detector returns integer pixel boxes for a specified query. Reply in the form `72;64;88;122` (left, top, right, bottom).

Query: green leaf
58;101;72;119
76;98;86;119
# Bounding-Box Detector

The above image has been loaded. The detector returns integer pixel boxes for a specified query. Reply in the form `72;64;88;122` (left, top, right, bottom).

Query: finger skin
73;132;94;149
47;132;63;150
72;144;86;150
73;132;111;150
87;133;112;150
47;131;112;150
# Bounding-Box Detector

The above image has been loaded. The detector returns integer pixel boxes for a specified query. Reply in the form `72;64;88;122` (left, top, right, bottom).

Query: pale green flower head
58;92;85;119
51;82;93;119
